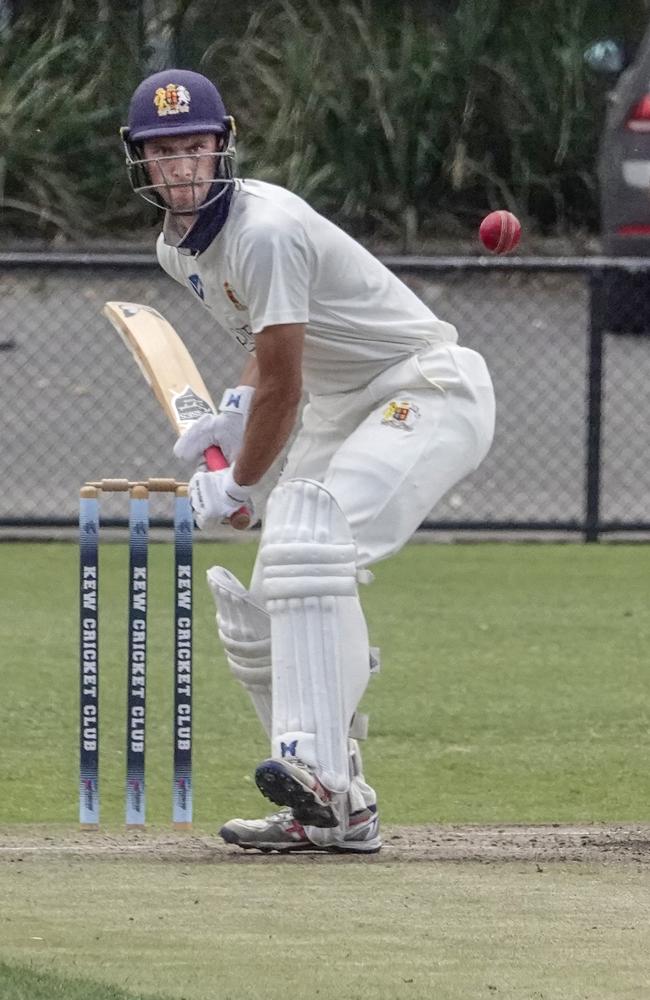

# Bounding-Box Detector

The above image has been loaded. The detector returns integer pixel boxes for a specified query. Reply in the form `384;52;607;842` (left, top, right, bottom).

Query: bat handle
204;445;252;530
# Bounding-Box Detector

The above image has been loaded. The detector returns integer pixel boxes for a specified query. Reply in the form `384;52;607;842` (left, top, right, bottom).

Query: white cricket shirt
157;179;458;394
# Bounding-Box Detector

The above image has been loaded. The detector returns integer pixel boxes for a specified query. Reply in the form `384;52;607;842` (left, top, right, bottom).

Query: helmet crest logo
153;84;191;117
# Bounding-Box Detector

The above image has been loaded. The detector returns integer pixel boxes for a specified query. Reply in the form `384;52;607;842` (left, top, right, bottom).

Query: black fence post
585;269;605;542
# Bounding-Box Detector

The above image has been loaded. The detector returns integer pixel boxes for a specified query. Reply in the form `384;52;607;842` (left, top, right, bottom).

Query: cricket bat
102;301;251;530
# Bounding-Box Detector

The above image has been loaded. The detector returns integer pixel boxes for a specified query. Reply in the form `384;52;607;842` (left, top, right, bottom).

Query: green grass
2;539;650;1000
0;961;165;1000
1;541;648;827
2;859;650;1000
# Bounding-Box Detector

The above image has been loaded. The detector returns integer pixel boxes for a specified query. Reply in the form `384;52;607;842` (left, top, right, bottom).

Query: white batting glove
189;465;255;529
173;386;255;466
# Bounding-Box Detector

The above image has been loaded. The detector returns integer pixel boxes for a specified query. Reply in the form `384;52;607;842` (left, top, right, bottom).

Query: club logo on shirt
223;281;247;311
153;83;191;117
188;274;205;300
381;400;420;430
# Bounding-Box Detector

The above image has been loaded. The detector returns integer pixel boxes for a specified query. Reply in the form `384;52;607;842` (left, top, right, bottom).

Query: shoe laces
264;807;294;823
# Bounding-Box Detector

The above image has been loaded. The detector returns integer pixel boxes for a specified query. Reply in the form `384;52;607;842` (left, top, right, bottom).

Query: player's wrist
219;385;255;419
222;465;252;503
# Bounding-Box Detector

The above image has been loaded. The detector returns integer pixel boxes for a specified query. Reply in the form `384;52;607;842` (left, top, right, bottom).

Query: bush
0;0;625;244
202;0;611;247
0;7;153;241
0;17;108;237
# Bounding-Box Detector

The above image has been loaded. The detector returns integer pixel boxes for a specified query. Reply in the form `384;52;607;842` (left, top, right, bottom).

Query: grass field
3;860;650;1000
1;539;650;999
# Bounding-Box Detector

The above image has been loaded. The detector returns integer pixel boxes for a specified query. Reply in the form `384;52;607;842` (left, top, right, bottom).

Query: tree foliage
1;0;647;245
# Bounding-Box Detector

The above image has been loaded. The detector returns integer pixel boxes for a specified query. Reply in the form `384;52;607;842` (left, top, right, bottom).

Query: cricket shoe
219;808;312;853
219;805;381;854
254;757;338;828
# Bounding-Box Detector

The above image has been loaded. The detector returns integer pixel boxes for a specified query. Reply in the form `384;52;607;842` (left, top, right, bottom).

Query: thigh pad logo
381;400;420;430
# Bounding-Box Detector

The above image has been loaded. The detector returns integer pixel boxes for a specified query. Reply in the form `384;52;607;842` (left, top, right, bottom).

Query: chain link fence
2;252;649;538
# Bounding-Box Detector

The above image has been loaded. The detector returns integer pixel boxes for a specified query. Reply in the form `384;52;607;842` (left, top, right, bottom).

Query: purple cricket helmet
121;69;237;215
125;69;230;142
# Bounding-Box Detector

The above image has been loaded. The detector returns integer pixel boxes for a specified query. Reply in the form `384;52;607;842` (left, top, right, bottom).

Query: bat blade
103;301;251;529
103;302;215;435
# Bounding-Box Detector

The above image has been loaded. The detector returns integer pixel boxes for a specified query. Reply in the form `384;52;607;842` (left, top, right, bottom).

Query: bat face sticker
171;386;214;427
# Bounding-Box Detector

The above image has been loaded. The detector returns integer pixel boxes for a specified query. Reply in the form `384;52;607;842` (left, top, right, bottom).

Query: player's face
142;133;219;214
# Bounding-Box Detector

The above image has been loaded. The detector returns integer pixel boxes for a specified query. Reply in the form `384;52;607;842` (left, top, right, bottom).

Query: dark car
586;29;650;332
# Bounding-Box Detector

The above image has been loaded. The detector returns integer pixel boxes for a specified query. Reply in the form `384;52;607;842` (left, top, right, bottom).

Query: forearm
238;354;259;388
230;322;304;485
233;384;301;485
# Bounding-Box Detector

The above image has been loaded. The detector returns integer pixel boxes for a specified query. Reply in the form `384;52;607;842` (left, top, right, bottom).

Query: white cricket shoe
219;808;312;852
219;804;381;854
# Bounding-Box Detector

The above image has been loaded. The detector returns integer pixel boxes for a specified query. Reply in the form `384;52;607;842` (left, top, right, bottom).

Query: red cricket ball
479;210;521;254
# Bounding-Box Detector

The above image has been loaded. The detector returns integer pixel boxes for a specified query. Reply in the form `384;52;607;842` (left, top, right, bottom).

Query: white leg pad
207;566;272;738
261;478;370;793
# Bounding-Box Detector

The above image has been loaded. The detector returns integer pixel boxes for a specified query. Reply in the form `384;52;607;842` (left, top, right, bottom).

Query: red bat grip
203;445;252;530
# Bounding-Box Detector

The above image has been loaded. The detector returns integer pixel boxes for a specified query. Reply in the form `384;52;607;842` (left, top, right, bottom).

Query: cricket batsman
121;69;496;853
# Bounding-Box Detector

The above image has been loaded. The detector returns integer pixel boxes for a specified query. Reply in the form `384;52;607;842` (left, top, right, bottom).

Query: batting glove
173;385;255;466
189;465;255;529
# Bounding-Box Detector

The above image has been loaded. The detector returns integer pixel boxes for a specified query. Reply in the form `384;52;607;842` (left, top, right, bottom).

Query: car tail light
626;95;650;131
617;224;650;235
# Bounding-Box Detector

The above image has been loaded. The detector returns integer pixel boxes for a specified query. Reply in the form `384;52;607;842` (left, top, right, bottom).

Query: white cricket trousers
251;340;495;581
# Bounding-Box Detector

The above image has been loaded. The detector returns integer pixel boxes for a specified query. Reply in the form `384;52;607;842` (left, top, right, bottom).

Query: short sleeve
235;217;311;334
